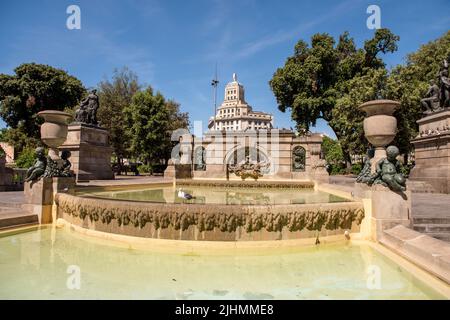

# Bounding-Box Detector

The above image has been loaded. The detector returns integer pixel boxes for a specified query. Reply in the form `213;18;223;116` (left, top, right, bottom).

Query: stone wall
0;142;14;164
59;124;114;181
166;130;329;182
410;110;450;193
55;193;364;241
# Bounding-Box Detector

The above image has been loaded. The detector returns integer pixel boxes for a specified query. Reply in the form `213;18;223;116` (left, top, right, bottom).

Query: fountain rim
37;110;73;122
359;99;401;116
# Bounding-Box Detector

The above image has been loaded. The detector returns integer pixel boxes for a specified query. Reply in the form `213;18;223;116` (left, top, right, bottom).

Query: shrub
327;163;346;175
351;163;362;175
15;147;38;168
137;164;152;174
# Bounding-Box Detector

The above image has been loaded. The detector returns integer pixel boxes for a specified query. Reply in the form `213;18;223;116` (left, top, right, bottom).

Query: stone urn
359;99;400;171
37;110;72;161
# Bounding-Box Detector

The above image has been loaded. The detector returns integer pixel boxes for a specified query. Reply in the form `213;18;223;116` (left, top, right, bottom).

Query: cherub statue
370;145;406;192
356;148;374;184
25;147;47;182
60;150;74;177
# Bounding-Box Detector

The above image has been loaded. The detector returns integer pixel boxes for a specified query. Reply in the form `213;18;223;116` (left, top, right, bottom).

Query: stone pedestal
355;184;411;241
164;163;192;179
22;177;76;224
59;123;114;181
410;110;450;193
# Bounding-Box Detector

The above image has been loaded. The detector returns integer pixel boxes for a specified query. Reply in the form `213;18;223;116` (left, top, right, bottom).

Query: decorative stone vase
37;110;72;161
359;99;400;172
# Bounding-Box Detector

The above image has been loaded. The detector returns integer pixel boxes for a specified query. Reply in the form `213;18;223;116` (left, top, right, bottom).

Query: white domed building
208;73;273;132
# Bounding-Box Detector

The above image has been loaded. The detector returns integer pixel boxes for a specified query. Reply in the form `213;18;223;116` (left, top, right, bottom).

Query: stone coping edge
380;225;450;286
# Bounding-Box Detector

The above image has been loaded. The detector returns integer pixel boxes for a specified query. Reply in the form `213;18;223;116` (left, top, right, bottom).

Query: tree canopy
124;87;189;165
269;29;399;164
0;63;85;136
97;67;141;165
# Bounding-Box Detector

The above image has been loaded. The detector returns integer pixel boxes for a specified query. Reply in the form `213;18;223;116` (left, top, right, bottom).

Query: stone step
413;224;450;232
0;201;23;209
413;217;450;225
0;211;38;230
423;233;450;242
406;180;437;193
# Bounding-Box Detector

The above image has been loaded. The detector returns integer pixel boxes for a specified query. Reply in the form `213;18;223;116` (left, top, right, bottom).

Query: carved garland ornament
56;194;365;233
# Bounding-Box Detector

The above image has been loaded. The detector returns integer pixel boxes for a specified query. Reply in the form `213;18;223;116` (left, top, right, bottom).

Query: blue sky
0;0;449;136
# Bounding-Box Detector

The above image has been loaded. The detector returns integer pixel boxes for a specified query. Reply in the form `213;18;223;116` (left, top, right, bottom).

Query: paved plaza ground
1;175;449;240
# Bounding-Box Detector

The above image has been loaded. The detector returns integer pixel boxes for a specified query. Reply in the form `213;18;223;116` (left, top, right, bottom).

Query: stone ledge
380;225;450;284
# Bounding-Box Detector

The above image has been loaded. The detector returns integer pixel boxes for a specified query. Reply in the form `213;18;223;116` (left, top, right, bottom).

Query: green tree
322;135;344;165
124;87;189;165
15;147;38;168
269;29;399;166
97;67;141;167
0;63;85;137
1;124;41;156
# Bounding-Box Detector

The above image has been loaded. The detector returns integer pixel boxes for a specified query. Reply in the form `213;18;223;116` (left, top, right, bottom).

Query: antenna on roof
211;63;219;130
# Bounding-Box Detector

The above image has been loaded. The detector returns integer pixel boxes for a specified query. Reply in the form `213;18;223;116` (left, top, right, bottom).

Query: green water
83;186;349;205
0;227;443;299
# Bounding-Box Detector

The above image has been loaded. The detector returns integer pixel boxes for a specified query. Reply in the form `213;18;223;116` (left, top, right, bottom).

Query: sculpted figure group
356;146;407;192
74;89;100;125
229;156;270;181
421;59;450;114
25;147;74;182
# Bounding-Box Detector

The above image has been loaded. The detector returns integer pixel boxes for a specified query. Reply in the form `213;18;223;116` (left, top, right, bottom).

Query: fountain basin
0;224;448;299
55;182;364;241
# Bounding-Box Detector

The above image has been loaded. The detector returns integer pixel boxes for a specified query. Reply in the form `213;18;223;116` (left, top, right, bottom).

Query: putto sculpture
420;59;450;114
369;146;406;192
356;146;406;192
356;148;374;184
60;150;74;177
25;147;47;182
74;89;100;125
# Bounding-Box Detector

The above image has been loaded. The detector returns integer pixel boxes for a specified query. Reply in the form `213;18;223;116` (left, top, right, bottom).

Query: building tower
208;73;273;131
